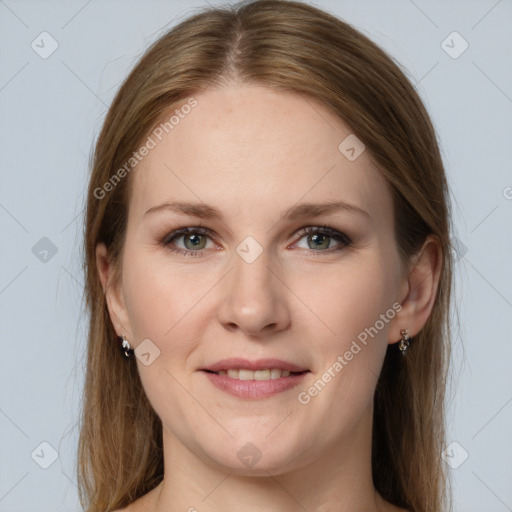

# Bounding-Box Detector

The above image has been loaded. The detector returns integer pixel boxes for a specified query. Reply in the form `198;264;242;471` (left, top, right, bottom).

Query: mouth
199;358;310;399
203;368;308;380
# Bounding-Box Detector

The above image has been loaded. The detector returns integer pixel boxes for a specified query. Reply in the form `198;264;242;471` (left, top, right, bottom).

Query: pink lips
200;357;310;400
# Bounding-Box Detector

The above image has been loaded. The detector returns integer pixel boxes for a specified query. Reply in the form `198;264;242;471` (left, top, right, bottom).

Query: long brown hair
78;1;453;510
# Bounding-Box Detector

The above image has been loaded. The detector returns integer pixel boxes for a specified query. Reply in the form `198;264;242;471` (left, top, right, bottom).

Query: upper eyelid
165;225;343;239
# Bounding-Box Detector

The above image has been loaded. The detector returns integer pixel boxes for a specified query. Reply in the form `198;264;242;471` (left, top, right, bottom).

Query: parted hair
78;1;453;511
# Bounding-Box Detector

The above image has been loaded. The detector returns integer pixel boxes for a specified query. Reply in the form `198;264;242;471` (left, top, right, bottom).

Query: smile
212;368;296;380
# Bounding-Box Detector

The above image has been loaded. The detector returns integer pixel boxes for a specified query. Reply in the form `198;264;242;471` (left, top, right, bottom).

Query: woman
78;1;453;511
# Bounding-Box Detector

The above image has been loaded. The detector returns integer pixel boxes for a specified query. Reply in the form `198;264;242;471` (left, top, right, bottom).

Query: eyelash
159;223;352;258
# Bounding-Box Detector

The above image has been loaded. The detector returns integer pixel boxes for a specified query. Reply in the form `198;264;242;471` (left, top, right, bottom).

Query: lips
201;357;308;373
216;368;293;380
200;358;310;397
202;367;309;400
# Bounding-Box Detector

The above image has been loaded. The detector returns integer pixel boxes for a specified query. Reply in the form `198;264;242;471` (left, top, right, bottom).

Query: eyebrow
144;200;371;221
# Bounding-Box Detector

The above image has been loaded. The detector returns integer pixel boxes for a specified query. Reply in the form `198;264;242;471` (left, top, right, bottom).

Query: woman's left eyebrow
280;200;371;221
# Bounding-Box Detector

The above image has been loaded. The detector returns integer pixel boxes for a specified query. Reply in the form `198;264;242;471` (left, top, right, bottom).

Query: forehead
129;83;392;224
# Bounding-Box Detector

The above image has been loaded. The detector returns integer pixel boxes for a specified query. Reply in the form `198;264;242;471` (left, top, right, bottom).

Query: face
105;83;408;474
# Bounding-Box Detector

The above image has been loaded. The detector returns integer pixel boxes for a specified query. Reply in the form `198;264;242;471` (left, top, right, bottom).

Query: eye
292;224;352;252
161;227;216;257
160;223;352;257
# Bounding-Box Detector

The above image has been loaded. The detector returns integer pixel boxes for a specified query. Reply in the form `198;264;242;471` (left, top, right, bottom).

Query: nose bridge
230;240;276;304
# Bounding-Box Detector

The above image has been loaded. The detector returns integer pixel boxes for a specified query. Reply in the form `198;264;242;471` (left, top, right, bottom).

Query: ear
96;243;132;338
388;234;443;344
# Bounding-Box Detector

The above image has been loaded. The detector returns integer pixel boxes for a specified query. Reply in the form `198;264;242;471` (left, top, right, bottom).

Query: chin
195;434;310;476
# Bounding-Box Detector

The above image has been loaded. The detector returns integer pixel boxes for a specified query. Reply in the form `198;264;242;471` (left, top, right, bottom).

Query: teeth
239;369;253;381
217;368;294;380
270;368;282;379
254;369;270;380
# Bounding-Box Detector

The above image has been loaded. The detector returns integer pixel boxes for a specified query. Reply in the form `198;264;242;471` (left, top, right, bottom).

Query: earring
399;329;411;355
118;335;134;359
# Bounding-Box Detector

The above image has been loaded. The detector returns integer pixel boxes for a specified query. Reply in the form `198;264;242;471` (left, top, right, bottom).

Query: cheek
294;255;396;352
121;250;207;358
120;252;206;424
123;255;175;339
294;255;396;411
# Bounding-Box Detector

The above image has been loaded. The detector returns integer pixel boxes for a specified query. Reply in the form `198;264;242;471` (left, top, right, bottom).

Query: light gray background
1;0;511;510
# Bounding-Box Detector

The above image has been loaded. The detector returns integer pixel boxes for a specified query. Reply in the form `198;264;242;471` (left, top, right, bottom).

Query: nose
216;247;291;337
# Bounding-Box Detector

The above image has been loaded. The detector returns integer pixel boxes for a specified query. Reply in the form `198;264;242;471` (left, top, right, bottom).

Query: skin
97;83;441;512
